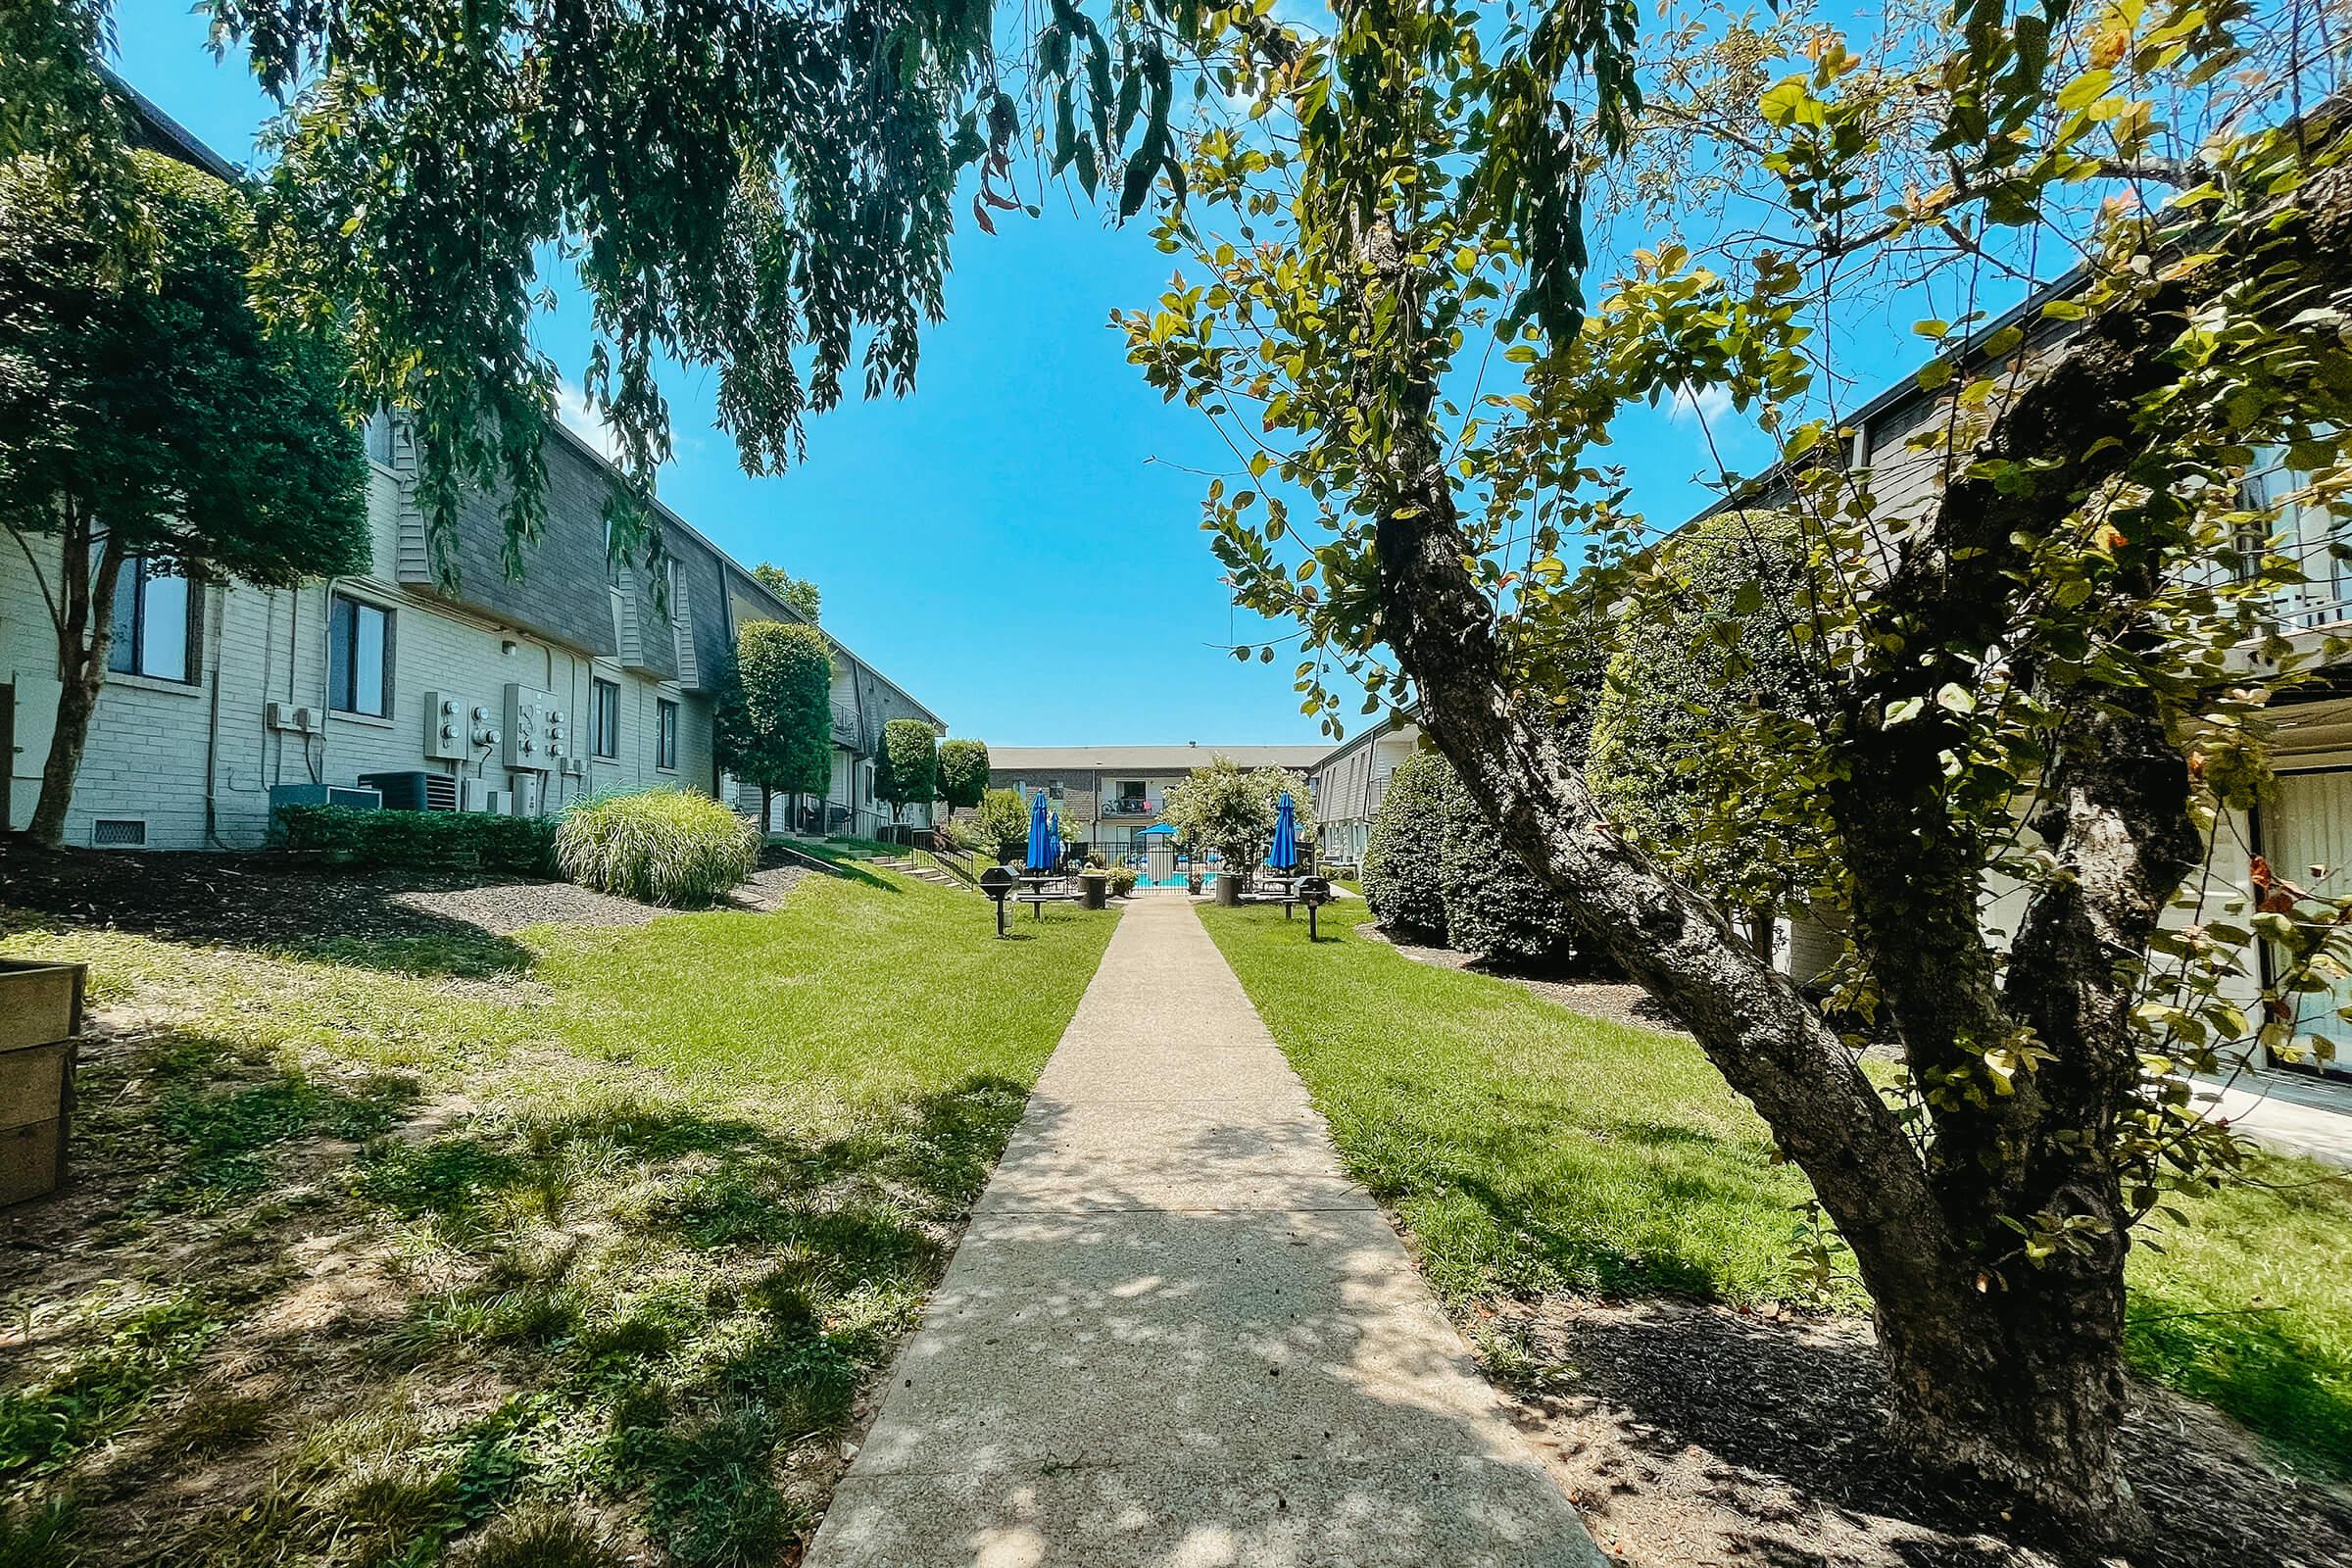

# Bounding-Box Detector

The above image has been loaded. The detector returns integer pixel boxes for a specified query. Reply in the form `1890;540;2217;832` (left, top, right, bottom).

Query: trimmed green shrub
274;805;558;875
876;719;938;822
1361;751;1451;942
713;618;832;825
553;790;759;907
1105;864;1141;897
969;788;1031;862
1587;511;1823;938
937;739;991;810
1436;764;1578;967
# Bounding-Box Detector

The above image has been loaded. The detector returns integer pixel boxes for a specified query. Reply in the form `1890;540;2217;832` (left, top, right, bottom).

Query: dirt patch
1359;920;1690;1034
1493;1295;2352;1568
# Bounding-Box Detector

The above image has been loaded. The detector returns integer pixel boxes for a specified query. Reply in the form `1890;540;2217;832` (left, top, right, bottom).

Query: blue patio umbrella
1026;791;1054;872
1268;791;1299;871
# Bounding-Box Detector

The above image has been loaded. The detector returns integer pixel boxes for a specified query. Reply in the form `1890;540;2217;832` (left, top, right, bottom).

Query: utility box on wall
501;685;564;773
460;778;514;815
424;691;497;761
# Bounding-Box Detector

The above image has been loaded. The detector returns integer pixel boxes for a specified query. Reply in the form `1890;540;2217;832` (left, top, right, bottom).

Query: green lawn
1199;902;2352;1482
1;869;1115;1567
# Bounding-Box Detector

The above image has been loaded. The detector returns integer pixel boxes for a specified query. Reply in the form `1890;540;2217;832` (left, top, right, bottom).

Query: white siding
3;459;722;849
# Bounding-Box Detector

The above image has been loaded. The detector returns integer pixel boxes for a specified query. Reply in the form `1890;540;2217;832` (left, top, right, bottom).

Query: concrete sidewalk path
804;896;1602;1568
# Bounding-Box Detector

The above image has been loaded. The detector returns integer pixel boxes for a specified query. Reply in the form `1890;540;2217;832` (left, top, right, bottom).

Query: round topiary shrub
554;789;760;907
1362;749;1451;942
1435;762;1579;969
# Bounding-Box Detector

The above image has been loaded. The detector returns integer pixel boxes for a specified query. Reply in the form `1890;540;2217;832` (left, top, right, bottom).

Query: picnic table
1261;871;1337;935
1014;871;1079;920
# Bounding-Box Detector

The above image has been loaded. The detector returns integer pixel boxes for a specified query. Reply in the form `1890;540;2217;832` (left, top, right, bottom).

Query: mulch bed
0;839;803;949
1358;919;1691;1034
1494;1296;2352;1568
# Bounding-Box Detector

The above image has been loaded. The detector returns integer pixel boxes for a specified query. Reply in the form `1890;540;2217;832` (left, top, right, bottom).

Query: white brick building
0;95;943;852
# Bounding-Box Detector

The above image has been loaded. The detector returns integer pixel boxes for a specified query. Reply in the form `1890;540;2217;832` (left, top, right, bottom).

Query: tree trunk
759;784;773;836
1877;1258;2133;1518
1334;195;2148;1529
29;522;121;850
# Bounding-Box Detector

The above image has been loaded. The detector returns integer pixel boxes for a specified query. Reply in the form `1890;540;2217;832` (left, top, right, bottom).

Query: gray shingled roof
989;745;1328;772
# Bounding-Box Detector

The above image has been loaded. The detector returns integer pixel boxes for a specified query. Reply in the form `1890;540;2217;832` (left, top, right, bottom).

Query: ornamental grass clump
554;790;759;907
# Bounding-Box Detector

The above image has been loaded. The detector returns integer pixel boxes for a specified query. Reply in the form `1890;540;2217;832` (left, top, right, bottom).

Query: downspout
203;581;226;847
314;576;336;783
279;583;300;785
260;587;278;787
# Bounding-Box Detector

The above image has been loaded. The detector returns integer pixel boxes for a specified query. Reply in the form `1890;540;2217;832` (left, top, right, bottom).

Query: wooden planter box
0;957;84;1207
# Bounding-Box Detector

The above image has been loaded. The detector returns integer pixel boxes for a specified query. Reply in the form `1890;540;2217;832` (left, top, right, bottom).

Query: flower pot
0;958;84;1207
1079;873;1109;910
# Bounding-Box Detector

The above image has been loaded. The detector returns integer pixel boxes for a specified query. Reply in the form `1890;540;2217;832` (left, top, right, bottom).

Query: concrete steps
875;857;967;891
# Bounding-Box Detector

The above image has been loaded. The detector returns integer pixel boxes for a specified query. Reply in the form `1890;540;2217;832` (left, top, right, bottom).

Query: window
364;412;398;467
656;698;679;770
327;593;392;716
108;557;196;683
592;678;620;759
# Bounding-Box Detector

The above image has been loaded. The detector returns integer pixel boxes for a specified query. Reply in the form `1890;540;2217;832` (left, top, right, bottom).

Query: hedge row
274;804;558;874
1362;750;1589;971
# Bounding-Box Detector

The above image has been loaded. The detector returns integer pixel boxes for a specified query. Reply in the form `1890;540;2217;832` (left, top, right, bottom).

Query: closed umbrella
1268;791;1299;872
1026;791;1054;872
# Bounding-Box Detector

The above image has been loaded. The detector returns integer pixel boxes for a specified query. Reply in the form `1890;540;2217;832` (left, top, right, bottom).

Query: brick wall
3;444;753;849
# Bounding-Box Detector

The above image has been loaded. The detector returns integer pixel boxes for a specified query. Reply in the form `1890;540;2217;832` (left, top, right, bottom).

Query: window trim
326;590;395;718
106;556;200;686
363;411;400;473
591;676;622;760
655;696;680;772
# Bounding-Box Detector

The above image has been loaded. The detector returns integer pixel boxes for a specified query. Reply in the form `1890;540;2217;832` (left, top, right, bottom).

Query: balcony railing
1101;797;1158;817
2241;462;2352;633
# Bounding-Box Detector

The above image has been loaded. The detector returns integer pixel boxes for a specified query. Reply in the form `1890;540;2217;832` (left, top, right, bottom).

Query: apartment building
1672;275;2350;1100
988;744;1326;853
1303;716;1424;871
0;90;943;851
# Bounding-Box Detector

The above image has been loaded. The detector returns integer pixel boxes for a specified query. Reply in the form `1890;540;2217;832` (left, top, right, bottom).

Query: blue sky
112;2;1956;747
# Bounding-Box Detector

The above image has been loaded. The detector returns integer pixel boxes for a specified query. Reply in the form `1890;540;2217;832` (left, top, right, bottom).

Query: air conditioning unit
359;770;459;812
269;783;382;815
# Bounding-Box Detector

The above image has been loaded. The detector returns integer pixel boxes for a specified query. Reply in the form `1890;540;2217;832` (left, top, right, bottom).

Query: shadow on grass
769;842;906;894
4;1042;1040;1568
271;927;536;981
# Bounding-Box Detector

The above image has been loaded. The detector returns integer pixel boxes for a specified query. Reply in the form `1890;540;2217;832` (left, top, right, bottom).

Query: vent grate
92;817;147;847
